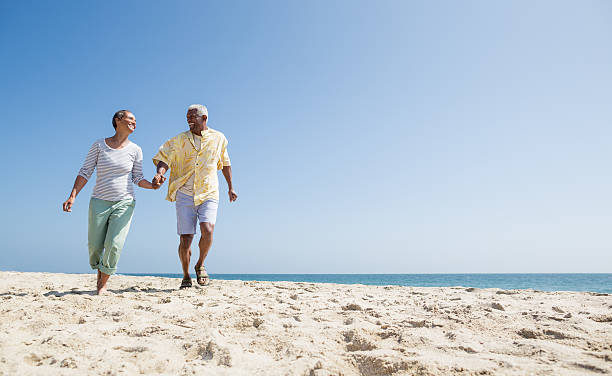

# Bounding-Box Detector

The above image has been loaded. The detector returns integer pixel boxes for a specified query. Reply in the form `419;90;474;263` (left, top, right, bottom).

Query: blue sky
1;1;611;274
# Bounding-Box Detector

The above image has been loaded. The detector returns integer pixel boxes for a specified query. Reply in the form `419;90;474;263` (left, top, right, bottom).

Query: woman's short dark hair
112;110;131;129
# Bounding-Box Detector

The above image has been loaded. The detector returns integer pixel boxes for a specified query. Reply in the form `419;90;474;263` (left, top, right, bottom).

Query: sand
0;271;610;375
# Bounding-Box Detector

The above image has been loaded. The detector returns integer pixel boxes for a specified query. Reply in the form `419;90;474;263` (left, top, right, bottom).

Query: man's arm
222;166;237;202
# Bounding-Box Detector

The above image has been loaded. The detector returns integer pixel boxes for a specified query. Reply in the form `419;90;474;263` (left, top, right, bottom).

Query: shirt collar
187;128;210;137
186;128;210;148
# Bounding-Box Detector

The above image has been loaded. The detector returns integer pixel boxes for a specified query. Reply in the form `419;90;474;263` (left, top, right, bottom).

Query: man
153;104;237;288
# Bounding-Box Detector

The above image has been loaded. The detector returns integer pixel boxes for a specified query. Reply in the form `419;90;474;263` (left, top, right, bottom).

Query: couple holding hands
62;104;237;294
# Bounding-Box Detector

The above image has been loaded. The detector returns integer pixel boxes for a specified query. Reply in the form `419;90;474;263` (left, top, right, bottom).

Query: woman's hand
63;196;75;212
63;176;87;212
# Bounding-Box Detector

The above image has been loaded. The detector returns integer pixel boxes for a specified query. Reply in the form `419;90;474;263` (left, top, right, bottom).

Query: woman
62;110;162;295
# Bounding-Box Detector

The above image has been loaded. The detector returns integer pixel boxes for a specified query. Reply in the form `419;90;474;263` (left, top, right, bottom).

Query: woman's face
116;112;136;133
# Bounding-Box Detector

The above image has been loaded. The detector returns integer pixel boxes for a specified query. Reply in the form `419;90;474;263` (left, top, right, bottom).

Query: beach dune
0;271;610;375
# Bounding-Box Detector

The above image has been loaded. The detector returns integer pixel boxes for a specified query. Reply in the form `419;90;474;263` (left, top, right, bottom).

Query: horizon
4;271;609;275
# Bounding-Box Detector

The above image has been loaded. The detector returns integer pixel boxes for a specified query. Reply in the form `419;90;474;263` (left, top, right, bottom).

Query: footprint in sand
343;329;377;352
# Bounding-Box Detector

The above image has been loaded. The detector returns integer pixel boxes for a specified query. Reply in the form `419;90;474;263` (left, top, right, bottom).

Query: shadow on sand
40;286;178;297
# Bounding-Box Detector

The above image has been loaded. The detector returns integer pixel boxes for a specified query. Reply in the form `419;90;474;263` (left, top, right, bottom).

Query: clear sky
1;1;611;274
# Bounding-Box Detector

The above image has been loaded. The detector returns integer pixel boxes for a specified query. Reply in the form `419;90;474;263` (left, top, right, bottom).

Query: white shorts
175;191;218;235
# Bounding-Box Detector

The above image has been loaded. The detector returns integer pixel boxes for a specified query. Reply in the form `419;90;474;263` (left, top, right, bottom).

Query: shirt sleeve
218;140;231;170
78;141;99;180
153;139;174;168
131;146;145;184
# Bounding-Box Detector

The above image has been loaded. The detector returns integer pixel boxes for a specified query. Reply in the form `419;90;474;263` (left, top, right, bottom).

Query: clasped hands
152;173;166;189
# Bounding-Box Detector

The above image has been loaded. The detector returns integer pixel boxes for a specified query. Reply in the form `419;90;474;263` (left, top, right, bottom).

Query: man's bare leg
195;222;214;272
179;234;194;280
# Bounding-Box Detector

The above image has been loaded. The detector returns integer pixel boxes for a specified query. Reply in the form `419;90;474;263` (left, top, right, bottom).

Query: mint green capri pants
88;198;135;275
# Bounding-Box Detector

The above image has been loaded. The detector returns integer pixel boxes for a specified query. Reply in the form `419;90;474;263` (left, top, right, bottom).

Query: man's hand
221;166;236;203
228;189;238;202
62;197;75;212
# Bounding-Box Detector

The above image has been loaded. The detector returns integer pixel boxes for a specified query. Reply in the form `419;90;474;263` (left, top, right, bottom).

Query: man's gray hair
188;104;208;119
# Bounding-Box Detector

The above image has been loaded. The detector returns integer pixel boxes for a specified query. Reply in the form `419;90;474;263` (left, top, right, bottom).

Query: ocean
122;273;612;294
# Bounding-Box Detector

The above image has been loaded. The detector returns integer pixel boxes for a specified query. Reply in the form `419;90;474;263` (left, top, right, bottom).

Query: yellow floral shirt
153;129;231;205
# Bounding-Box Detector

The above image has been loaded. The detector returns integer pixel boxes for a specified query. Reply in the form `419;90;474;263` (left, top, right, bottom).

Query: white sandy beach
0;271;610;375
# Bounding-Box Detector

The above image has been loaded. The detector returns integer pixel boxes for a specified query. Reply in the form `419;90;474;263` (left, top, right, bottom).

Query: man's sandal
180;277;192;289
195;266;210;286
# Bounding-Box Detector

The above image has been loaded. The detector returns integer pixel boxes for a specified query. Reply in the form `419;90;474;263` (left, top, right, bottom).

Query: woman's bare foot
97;271;110;295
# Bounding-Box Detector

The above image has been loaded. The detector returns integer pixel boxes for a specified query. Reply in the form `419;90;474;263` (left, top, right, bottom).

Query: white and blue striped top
78;138;145;201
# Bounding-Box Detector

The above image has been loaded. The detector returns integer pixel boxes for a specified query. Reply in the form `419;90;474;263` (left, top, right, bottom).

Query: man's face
187;109;207;134
117;112;136;133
